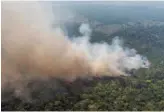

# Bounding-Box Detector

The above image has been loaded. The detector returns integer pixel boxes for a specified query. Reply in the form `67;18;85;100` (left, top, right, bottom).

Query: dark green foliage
2;75;164;111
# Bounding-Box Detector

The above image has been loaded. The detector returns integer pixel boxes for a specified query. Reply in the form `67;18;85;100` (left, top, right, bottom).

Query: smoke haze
1;2;150;99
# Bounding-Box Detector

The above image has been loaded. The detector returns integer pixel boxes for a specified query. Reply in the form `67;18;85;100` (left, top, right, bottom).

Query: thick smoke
2;2;150;96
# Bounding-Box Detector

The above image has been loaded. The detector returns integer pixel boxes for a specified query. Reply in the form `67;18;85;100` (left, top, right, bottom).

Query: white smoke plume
72;23;150;77
79;23;92;36
1;1;150;93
